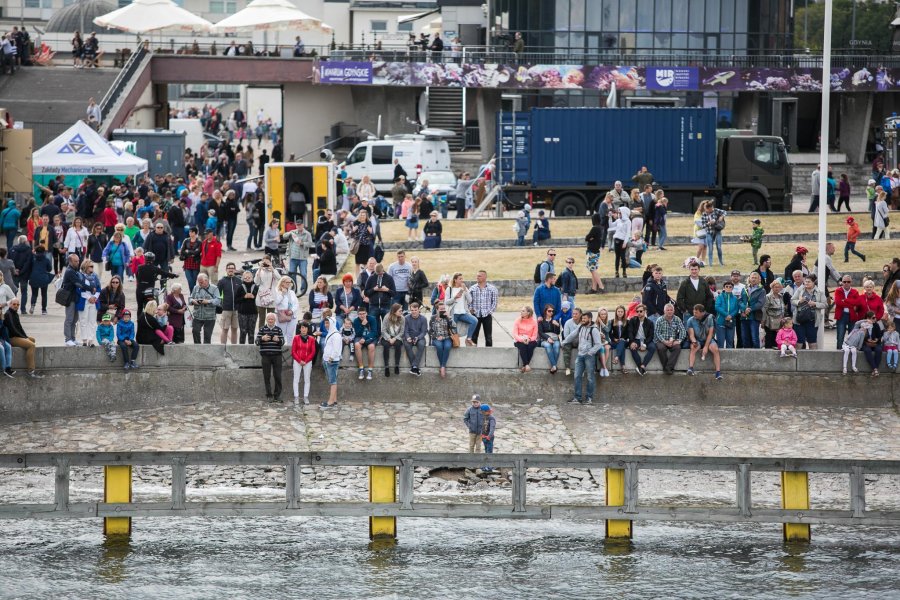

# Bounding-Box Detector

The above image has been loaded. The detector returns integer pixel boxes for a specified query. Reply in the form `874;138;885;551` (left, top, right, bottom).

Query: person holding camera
429;300;457;378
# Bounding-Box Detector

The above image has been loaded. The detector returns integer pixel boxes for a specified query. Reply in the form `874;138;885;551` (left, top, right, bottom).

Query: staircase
427;87;464;150
790;163;875;198
0;66;119;148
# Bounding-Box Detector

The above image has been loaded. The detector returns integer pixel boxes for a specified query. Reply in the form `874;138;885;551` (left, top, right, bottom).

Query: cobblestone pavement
0;400;897;460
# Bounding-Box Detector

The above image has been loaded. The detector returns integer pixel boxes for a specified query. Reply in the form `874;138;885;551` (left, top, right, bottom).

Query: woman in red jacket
857;279;885;322
291;321;317;406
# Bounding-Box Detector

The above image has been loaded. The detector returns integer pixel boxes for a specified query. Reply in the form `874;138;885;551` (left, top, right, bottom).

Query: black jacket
625;316;654;346
97;287;126;322
9;242;33;280
642;279;670;317
676;278;715;316
364;272;396;311
217;275;243;311
3;309;27;339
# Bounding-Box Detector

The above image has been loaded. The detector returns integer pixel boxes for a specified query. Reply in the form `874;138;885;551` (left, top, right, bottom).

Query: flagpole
816;0;832;348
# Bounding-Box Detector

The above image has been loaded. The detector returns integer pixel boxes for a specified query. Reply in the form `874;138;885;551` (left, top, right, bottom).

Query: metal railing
98;44;149;128
1;451;898;527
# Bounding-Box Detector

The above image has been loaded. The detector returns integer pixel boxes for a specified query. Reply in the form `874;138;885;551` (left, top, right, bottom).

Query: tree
794;0;895;53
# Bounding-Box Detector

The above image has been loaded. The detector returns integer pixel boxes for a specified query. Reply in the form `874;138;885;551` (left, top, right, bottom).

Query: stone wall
2;345;895;425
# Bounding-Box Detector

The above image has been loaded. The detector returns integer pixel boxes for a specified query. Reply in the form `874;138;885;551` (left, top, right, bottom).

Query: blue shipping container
496;111;531;185
526;107;717;189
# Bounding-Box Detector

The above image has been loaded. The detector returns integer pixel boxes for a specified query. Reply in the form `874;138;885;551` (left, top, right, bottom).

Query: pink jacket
775;327;798;347
512;317;538;342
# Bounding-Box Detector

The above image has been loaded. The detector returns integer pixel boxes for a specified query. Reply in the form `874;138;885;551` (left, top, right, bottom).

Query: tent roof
211;0;332;34
93;0;212;34
33;121;148;176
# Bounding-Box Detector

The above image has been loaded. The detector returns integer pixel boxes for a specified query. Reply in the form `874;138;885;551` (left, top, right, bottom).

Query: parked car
414;170;459;209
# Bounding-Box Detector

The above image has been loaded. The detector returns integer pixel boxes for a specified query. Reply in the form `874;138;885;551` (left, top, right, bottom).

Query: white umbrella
94;0;213;34
421;17;441;34
211;0;332;34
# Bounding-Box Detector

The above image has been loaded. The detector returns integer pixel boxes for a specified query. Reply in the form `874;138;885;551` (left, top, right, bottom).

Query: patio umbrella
211;0;332;34
94;0;213;33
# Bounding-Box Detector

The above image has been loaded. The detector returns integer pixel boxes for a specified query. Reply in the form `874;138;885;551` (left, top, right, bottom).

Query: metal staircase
426;87;464;150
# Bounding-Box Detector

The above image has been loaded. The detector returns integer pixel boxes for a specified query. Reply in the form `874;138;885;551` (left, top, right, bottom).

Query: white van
342;130;452;192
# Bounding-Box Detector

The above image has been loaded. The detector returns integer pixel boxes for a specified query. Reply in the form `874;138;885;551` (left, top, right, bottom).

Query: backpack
533;260;549;284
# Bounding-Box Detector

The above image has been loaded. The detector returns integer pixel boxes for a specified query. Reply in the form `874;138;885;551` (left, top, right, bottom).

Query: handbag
713;216;726;231
349;238;360;255
54;286;73;307
795;301;815;324
277;309;293;323
450;332;460;348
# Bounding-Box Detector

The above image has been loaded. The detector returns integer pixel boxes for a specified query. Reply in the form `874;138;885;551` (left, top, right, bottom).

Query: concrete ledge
2;346;896;425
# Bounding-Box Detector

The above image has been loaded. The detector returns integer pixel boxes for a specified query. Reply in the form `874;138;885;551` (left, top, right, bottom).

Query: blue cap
480;404;490;411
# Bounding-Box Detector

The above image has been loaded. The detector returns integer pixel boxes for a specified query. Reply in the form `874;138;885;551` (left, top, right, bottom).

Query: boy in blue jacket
352;306;380;380
116;309;140;370
96;312;117;361
714;281;744;348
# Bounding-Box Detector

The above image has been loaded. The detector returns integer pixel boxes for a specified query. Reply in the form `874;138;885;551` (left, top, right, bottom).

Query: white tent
211;0;332;34
93;0;213;34
33;121;148;176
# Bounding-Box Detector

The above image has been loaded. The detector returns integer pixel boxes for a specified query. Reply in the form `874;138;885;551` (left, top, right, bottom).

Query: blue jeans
453;313;478;338
794;321;817;346
610;340;626;366
716;324;736;349
482;437;494;471
707;231;724;265
629;343;656;368
573;354;596;401
4;230;15;249
323;360;339;385
835;312;852;349
109;263;125;280
184;269;199;293
393;291;409;311
542;340;560;366
289;258;307;290
658;224;667;248
433;338;452;367
741;318;760;348
369;307;389;326
516;235;525;246
0;340;11;370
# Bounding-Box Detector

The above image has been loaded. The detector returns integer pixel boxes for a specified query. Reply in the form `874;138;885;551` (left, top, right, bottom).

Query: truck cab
719;135;792;212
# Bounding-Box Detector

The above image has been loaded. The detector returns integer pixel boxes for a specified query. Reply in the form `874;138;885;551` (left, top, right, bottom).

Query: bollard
368;465;397;541
781;471;810;542
103;465;132;537
605;468;632;539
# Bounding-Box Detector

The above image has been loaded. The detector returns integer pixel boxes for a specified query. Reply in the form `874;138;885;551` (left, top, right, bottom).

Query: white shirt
323;327;343;362
64;226;89;253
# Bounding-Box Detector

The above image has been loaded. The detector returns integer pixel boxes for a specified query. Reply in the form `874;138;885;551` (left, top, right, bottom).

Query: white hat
868;179;876;185
523;204;532;211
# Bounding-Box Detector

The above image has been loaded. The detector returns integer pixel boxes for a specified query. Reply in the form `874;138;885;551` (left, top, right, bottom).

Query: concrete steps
0;65;120;148
791;163;875;198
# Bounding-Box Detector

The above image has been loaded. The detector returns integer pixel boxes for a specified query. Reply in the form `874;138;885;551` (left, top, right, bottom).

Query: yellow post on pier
103;465;132;537
781;471;811;542
605;468;632;539
369;466;397;541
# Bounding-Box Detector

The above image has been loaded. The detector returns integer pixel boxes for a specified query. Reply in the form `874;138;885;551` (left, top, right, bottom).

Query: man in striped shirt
468;270;499;347
256;312;285;403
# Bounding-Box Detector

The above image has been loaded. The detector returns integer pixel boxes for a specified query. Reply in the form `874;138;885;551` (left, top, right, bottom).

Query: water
1;516;899;599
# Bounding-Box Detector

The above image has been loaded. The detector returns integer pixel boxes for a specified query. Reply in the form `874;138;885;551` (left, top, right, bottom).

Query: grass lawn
346;240;892;281
379;212;874;243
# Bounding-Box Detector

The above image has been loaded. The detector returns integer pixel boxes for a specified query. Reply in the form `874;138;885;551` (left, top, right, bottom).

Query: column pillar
103;465;132;537
605;468;632;539
781;471;810;542
369;465;397;541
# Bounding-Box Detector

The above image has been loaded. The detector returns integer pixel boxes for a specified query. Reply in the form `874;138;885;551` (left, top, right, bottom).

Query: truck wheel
554;194;587;217
732;193;767;212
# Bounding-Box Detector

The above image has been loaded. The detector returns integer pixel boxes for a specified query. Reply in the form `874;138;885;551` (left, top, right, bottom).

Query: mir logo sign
647;67;698;91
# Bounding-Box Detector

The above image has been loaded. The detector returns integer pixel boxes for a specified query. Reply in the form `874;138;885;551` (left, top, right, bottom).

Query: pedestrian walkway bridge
1;451;898;542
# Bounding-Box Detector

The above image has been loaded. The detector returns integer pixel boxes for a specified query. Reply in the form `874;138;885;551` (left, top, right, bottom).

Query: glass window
346;146;367;165
654;33;671;53
705;0;721;33
689;34;704;49
689;0;705;32
602;0;618;33
555;0;570;32
636;0;654;32
735;0;748;32
720;34;734;51
721;0;734;32
672;0;688;32
398;22;412;32
754;142;776;164
209;0;236;13
570;0;585;31
370;20;387;32
619;0;636;31
371;145;393;165
672;33;687;51
636;33;652;52
586;0;602;30
24;0;39;7
654;0;671;32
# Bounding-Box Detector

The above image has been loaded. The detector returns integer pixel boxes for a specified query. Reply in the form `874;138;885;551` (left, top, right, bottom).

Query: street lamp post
816;0;833;348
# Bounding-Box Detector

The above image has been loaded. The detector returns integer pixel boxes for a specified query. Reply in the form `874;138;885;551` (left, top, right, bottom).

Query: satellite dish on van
419;128;457;139
418;91;429;127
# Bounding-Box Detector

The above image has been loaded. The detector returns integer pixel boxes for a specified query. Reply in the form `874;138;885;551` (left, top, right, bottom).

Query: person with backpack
533;248;556;285
562;311;603;405
1;199;21;250
532;272;562;322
